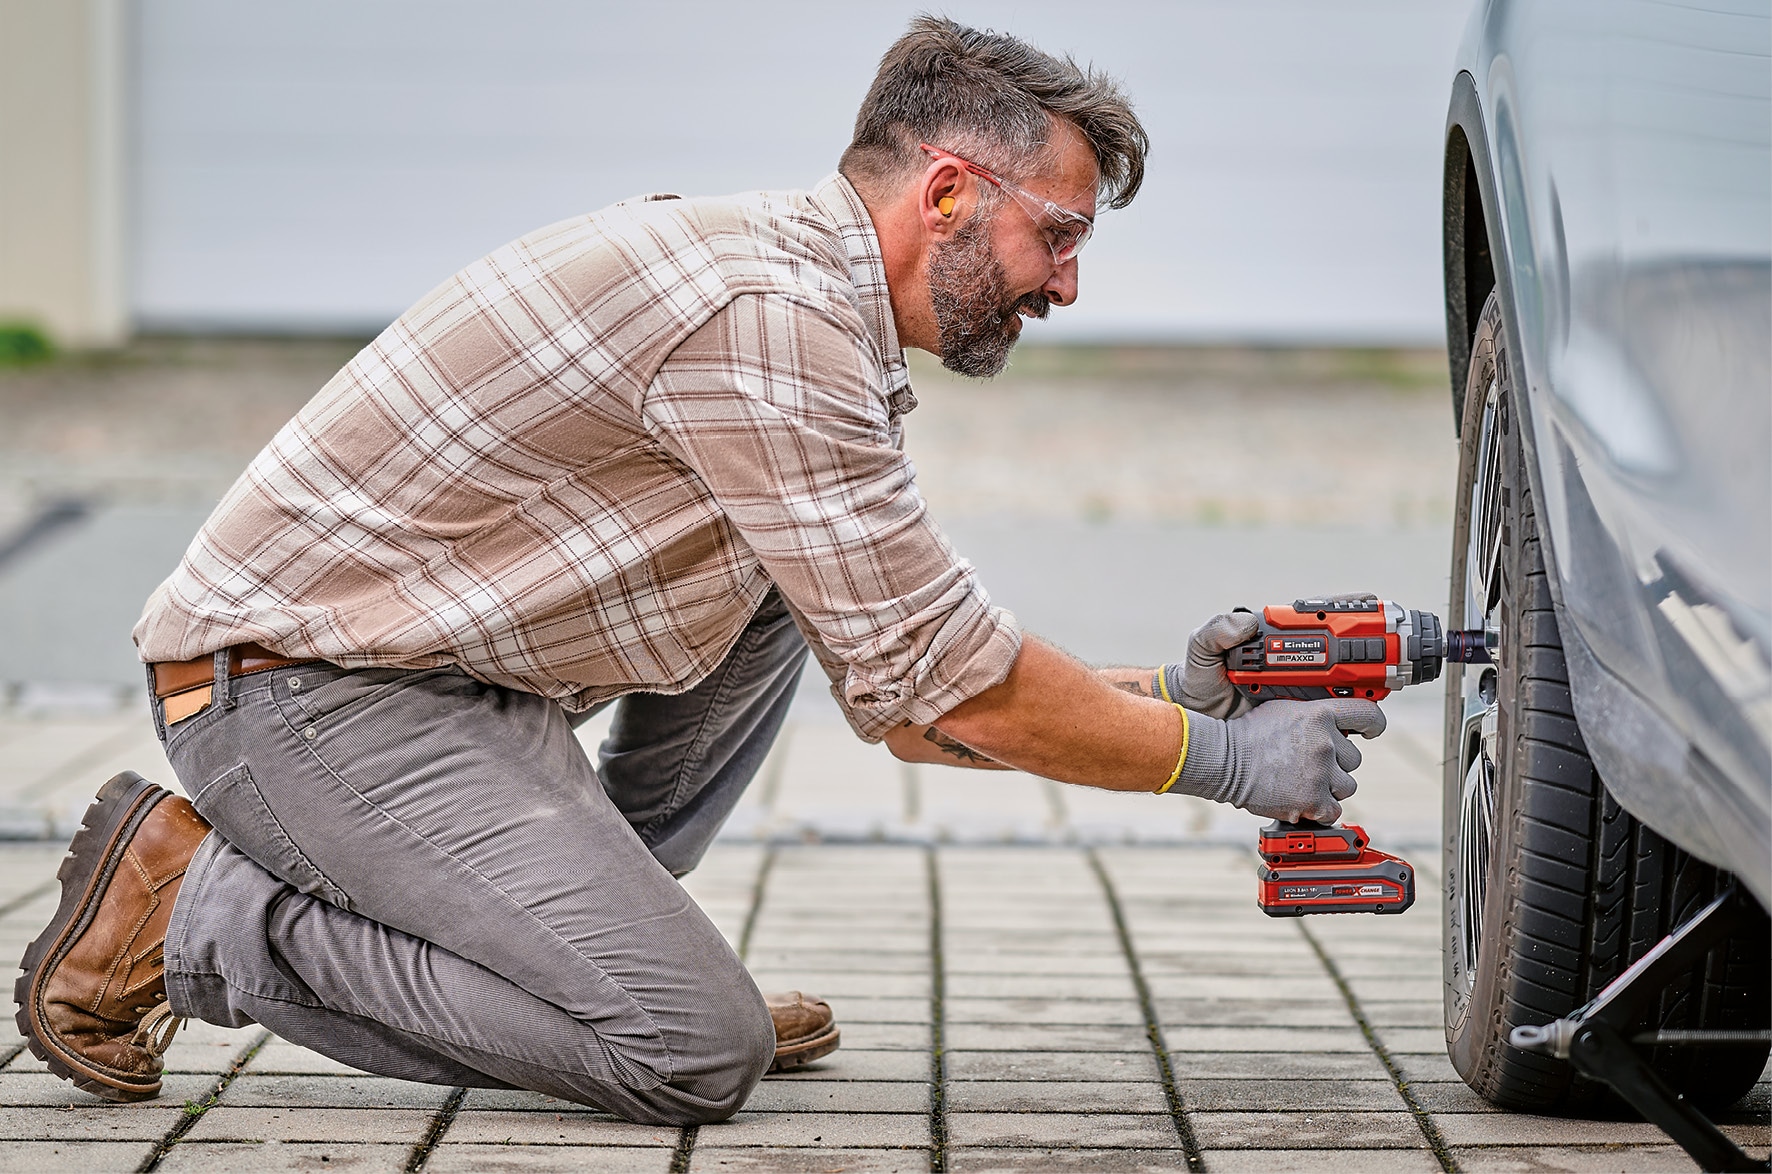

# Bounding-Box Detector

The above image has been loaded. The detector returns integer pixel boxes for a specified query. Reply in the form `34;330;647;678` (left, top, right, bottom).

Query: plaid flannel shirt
134;174;1021;741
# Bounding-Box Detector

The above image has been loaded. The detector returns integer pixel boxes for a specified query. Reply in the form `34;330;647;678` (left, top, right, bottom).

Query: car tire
1442;290;1770;1113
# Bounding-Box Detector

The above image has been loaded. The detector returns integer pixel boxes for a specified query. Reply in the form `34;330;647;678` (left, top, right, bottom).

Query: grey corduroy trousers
152;590;808;1125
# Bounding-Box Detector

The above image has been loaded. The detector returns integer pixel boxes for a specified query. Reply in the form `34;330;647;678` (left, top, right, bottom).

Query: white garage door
131;0;1467;341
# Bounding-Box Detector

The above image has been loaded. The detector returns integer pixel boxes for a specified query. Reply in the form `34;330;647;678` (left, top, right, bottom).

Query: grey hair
840;15;1148;210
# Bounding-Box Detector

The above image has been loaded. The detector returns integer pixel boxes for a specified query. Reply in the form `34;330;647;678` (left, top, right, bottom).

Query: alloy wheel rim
1453;372;1504;1004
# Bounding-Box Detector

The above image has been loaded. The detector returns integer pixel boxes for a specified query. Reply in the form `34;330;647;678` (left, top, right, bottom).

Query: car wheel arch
1444;70;1573;618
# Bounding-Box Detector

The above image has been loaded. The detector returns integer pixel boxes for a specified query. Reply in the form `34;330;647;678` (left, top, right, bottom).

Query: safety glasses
919;143;1094;265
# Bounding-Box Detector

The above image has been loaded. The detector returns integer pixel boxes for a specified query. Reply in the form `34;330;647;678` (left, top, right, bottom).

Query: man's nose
1043;257;1078;307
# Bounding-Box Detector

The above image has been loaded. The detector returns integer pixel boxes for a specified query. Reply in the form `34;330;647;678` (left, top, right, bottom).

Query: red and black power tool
1225;596;1490;917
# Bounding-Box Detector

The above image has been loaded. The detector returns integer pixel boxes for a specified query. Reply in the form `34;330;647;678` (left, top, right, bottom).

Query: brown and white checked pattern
134;174;1020;740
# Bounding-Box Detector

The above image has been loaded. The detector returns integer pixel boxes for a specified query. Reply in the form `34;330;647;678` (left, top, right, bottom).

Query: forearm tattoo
923;727;996;764
1102;668;1159;699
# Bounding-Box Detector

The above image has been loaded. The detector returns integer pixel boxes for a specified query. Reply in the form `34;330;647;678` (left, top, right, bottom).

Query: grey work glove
1160;611;1261;720
1168;697;1387;823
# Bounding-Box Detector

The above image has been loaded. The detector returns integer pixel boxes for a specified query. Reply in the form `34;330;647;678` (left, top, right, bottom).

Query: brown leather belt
151;643;321;725
151;642;319;699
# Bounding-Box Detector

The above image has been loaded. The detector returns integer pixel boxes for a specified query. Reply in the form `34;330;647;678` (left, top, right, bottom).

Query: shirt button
304;726;318;741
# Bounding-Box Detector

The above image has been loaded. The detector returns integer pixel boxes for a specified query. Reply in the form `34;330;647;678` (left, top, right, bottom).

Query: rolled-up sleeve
642;292;1021;741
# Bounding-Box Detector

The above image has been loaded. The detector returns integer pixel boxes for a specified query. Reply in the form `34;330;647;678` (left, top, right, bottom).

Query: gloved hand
1165;697;1387;823
1159;610;1261;720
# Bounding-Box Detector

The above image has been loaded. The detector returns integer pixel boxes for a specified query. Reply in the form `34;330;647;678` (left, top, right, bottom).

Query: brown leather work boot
766;990;840;1073
14;771;211;1102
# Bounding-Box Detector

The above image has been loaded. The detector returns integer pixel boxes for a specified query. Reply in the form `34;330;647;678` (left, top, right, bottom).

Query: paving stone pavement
0;707;1766;1171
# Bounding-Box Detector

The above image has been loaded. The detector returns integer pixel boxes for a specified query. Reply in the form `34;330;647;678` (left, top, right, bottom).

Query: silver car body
1443;1;1771;905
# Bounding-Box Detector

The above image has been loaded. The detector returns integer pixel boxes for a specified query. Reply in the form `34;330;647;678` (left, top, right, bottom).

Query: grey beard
926;216;1047;378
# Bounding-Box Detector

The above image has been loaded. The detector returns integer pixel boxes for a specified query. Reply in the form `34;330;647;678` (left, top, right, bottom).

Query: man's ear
919;160;970;239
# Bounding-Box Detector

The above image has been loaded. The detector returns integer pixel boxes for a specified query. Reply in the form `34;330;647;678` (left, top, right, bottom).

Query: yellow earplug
937;196;955;216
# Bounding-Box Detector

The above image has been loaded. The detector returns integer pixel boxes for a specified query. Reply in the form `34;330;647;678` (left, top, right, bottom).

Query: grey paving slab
767;906;927;925
945;1052;1160;1083
745;949;931;974
1393;1052;1462;1083
1335;956;1445;978
444;1110;678;1147
1177;1078;1404;1112
1161;1026;1369;1053
1189;1110;1425;1149
1449;1143;1703;1172
942;997;1145;1026
943;951;1130;977
1360;1000;1445;1028
1134;952;1325;977
943;1023;1151;1053
818;996;930;1024
946;1080;1170;1113
740;1079;927;1113
180;1105;435;1144
1151;998;1356;1028
693;1147;928;1172
946;1111;1180;1148
222;1073;455;1109
1201;1148;1444;1172
943;932;1121;955
0;1069;213;1107
1376;1027;1461;1054
945;973;1139;1000
158;1140;410;1172
1167;1051;1391;1080
946;1148;1192;1172
695;1111;928;1147
428;1143;673;1172
1143;975;1343;1001
1408;1080;1505;1113
763;1050;929;1082
0;1102;184;1140
944;897;1111;916
0;1141;154;1172
747;929;929;952
839;1021;931;1051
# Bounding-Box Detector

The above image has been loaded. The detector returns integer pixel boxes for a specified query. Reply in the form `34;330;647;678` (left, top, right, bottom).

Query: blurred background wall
0;0;128;346
3;0;1469;347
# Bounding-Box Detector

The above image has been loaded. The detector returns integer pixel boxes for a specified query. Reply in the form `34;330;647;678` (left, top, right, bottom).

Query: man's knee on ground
650;980;775;1124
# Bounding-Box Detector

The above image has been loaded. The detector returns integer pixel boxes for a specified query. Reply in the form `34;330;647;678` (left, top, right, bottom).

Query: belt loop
212;648;236;711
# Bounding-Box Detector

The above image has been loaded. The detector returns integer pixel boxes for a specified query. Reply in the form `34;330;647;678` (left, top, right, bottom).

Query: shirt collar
809;172;916;415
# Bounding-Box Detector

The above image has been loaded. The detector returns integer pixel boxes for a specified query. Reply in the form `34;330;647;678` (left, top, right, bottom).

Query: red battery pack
1256;820;1415;917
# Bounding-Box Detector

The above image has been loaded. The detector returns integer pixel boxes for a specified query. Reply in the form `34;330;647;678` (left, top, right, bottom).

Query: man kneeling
15;17;1381;1125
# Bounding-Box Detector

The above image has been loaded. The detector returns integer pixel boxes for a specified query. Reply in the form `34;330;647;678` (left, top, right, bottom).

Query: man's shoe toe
765;990;840;1073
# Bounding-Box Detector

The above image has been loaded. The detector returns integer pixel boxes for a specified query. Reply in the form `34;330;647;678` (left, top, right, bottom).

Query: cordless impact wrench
1223;596;1491;916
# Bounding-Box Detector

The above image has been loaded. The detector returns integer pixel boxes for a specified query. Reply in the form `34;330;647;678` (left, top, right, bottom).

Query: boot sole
13;771;172;1103
769;1025;840;1073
